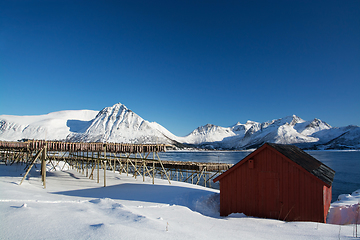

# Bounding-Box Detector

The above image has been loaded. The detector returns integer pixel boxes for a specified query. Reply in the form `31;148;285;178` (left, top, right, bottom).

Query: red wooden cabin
213;143;335;222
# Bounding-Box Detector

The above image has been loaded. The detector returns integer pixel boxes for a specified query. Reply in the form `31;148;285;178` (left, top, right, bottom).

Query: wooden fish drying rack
0;140;232;188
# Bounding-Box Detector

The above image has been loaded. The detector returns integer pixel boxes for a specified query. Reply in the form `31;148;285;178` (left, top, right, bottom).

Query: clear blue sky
1;0;359;136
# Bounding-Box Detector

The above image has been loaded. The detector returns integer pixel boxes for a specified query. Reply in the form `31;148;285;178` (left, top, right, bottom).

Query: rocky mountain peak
96;103;129;118
306;118;332;129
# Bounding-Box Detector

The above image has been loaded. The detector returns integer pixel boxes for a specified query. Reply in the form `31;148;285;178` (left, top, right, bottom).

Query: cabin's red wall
219;146;329;222
323;185;332;223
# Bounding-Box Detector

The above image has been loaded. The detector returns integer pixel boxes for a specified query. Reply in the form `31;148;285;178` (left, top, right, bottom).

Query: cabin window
248;159;254;169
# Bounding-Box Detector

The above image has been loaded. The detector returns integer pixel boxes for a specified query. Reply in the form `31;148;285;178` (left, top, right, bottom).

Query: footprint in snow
90;223;104;229
11;203;28;209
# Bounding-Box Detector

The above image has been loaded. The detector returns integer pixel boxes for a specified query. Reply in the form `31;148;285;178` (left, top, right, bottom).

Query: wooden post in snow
41;146;47;189
113;155;115;173
97;152;100;183
81;151;84;174
126;157;129;176
86;151;88;177
103;145;107;187
143;160;145;182
152;161;155;184
104;161;107;187
91;152;94;180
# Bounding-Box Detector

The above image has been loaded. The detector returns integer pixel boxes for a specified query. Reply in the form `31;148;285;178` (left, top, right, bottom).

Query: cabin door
259;172;280;219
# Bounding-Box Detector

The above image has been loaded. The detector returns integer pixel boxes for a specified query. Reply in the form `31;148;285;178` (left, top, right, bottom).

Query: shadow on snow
51;182;220;217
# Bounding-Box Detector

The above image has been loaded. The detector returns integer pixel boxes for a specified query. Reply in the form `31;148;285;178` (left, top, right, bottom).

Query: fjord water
308;150;360;201
159;150;360;202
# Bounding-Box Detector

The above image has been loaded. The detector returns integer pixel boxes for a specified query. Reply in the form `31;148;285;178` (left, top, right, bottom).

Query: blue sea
158;150;360;202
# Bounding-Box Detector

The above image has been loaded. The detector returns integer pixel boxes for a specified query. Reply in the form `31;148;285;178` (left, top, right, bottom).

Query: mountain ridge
0;103;359;150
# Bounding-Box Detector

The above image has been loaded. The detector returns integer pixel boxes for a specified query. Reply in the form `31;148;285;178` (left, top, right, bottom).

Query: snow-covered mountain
66;103;178;145
0;103;359;150
180;124;236;144
0;110;98;141
178;115;359;150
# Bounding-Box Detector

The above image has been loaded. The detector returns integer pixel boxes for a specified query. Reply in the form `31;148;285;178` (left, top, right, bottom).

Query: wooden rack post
41;146;47;188
97;152;100;183
19;148;43;185
103;160;107;187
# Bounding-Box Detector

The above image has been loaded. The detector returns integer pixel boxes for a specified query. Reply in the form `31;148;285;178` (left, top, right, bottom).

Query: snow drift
327;189;360;225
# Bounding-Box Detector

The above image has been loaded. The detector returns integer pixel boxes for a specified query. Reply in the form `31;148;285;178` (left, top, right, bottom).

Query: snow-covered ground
1;162;359;240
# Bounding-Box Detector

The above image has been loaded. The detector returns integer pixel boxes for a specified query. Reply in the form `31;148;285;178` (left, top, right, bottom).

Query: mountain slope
319;126;360;149
0;110;98;141
180;124;235;144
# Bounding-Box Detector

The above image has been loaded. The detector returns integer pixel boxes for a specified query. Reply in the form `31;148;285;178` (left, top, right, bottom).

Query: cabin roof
267;143;335;186
214;143;335;186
